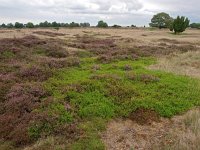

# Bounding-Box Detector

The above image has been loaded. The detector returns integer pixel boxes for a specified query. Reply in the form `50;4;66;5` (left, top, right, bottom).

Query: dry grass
102;108;200;150
1;28;200;42
33;31;66;37
154;108;200;150
149;51;200;78
23;136;68;150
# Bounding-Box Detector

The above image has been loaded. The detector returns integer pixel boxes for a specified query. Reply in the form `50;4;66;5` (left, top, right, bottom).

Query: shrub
0;83;48;145
106;80;137;104
0;74;18;103
69;91;115;119
97;55;113;63
172;16;190;34
41;57;80;69
127;73;160;83
91;65;101;71
18;65;52;81
123;64;132;71
126;72;137;80
139;74;160;83
44;45;69;58
5;83;47;112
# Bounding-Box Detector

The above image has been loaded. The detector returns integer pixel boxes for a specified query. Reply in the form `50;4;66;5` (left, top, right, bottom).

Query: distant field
0;28;200;150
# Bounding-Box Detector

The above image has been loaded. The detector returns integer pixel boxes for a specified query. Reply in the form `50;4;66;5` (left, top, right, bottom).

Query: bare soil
129;108;160;125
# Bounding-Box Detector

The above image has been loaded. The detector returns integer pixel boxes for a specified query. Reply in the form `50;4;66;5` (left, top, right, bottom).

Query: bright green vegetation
44;57;200;149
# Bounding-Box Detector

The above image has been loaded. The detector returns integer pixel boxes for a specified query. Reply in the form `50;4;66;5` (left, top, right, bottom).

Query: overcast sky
0;0;199;26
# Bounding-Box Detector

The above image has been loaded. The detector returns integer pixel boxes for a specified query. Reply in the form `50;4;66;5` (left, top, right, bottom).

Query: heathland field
0;28;200;150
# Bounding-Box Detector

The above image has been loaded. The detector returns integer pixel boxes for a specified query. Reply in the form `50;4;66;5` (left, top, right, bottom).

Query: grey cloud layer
0;0;199;25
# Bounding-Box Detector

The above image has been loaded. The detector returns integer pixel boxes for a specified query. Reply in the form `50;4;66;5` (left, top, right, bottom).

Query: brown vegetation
33;31;66;37
129;108;160;125
0;83;47;145
0;28;200;149
0;35;79;146
102;108;200;150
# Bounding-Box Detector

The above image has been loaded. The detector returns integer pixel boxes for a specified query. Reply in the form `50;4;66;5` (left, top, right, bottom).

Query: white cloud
0;0;199;26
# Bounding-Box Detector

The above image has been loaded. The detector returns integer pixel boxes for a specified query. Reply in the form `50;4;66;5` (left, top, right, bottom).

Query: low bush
106;80;137;104
97;55;113;63
0;83;48;145
123;64;132;71
33;31;65;37
69;91;116;119
43;44;69;58
41;57;80;69
18;65;52;81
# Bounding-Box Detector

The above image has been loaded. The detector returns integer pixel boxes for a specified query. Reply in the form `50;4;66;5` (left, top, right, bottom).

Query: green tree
97;20;108;28
63;23;69;27
112;24;121;28
80;22;90;27
39;21;51;27
26;22;34;28
69;22;80;27
172;16;190;34
149;12;173;29
7;23;14;28
1;23;6;28
15;22;24;28
52;21;61;27
190;23;200;29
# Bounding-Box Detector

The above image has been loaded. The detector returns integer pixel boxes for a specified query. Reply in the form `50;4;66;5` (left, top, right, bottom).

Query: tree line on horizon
0;21;90;28
0;14;199;32
0;20;136;29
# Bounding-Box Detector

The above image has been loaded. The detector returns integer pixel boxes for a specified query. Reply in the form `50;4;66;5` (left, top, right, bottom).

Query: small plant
123;64;132;71
41;57;80;69
54;27;59;31
97;55;113;63
91;65;101;71
0;51;15;59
